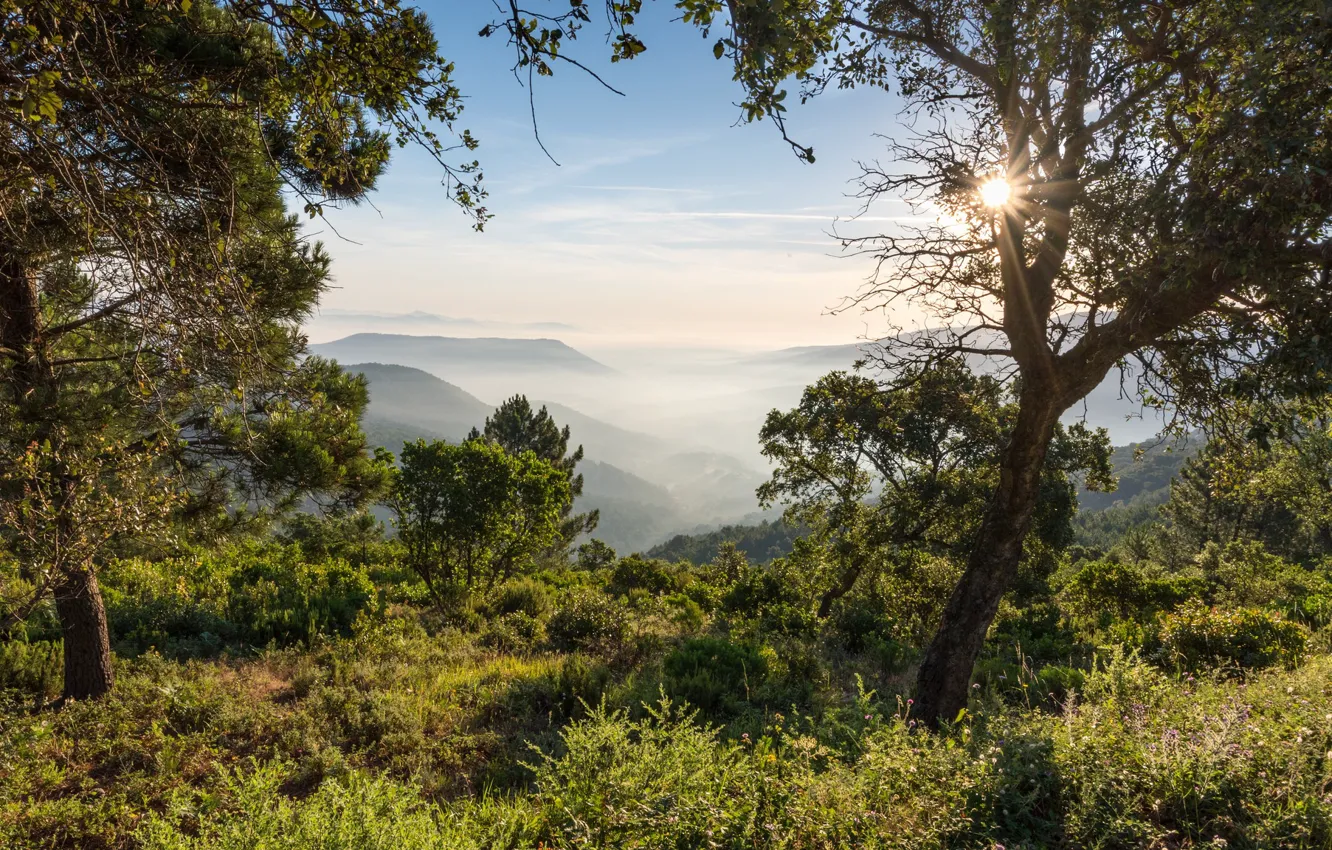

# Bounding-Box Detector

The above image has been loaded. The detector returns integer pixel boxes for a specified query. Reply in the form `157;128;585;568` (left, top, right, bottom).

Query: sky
306;1;923;350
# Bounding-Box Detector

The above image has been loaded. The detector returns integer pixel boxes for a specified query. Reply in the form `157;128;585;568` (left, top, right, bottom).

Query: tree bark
53;566;115;700
912;386;1060;727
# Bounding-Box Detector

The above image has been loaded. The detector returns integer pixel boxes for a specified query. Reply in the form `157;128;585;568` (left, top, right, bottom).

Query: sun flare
979;177;1012;208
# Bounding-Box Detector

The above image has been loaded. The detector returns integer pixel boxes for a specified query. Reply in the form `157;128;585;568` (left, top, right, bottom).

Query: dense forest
3;1;1332;849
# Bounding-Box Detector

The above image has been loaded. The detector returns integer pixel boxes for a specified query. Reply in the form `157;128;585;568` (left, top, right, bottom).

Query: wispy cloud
569;184;710;194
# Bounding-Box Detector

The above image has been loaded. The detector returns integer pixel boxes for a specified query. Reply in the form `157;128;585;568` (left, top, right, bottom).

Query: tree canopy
473;395;598;551
760;359;1113;617
390;438;570;610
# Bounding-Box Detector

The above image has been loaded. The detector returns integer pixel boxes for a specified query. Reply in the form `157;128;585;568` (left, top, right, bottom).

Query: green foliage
0;639;61;699
759;359;1113;616
390;438;569;610
474;395;597;548
1;0;480;699
279;510;392;565
1057;559;1194;630
102;545;378;655
480;612;546;654
138;765;494;850
575;539;616;570
1158;601;1308;674
721;558;818;637
607;554;679;596
545;589;628;654
662;637;768;715
486;577;554;621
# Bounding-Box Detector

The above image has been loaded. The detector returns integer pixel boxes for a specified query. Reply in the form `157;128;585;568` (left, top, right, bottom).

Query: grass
3;543;1332;849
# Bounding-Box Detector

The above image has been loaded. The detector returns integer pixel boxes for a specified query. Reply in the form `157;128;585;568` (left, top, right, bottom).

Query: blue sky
308;2;922;349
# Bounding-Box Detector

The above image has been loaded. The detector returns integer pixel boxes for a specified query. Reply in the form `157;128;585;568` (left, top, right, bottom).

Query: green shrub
665;593;706;633
103;546;378;655
480;612;546;654
227;553;377;645
1057;558;1192;629
1158;601;1308;673
0;639;61;699
1035;664;1086;703
607;554;678;596
139;764;537;849
722;566;817;637
662;637;768;715
546;589;628;653
528;700;761;848
829;596;895;653
487;577;552;620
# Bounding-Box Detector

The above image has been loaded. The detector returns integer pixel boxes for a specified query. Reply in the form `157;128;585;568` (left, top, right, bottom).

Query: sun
978;177;1012;208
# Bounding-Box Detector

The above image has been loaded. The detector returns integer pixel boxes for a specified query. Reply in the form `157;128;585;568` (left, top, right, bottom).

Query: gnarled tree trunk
912;384;1061;727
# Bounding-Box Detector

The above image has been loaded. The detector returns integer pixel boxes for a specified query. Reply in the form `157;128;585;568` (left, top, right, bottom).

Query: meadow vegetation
3;474;1332;849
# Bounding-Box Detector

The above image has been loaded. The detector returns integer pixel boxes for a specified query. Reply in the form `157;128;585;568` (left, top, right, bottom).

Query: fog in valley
310;314;1173;552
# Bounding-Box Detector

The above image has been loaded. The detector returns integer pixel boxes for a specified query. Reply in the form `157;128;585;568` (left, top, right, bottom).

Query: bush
0;639;61;699
662;637;768;715
103;545;378;655
486;577;552;620
1158;600;1308;673
226;552;377;646
546;589;628;653
139;764;536;849
665;593;705;633
829;596;896;653
480;612;546;654
722;566;817;637
607;555;678;596
1057;558;1192;629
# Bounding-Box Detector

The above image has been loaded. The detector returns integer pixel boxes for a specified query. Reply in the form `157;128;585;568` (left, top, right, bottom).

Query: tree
760;359;1113;621
1164;402;1332;564
472;395;598;553
657;0;1332;725
389;438;570;610
0;0;483;699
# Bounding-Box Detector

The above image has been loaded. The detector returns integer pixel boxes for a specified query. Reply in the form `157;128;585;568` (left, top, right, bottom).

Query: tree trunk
53;567;115;700
912;387;1060;728
2;246;117;700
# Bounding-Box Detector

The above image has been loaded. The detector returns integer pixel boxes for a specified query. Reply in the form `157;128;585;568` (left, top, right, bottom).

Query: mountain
344;363;491;444
1078;434;1200;512
313;334;613;377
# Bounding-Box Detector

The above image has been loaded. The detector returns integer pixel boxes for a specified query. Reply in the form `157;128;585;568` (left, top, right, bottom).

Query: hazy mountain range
344;361;769;552
332;330;1175;552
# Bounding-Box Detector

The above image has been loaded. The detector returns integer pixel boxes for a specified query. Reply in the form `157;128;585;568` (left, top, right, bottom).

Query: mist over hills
337;329;1177;551
341;362;771;552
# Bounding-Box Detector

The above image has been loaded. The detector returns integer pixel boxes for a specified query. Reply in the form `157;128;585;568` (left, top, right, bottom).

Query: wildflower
865;714;871;720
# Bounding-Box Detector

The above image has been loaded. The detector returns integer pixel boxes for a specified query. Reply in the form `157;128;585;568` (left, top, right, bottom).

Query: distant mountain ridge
313;333;614;376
